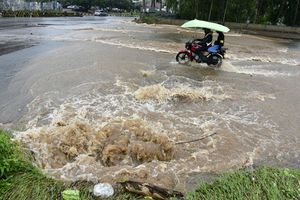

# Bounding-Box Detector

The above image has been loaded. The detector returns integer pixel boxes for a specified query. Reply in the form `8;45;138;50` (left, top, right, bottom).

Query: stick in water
175;132;217;145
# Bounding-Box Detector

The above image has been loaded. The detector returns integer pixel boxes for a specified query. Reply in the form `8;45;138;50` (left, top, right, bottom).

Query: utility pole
208;0;214;21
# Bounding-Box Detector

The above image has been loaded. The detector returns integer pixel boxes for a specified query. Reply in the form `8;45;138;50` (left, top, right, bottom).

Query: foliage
58;0;133;10
165;0;300;26
142;15;159;24
187;167;300;200
1;10;82;17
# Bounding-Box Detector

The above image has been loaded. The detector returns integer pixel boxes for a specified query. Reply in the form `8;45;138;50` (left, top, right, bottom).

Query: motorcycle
176;40;226;67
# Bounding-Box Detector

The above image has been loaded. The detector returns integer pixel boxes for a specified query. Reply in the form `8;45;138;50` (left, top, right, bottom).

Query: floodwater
0;16;299;192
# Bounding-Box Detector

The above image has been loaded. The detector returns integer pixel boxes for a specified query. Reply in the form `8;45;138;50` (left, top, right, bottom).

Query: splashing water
134;84;230;103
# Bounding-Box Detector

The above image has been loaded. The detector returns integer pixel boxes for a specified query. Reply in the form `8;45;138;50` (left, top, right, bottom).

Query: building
0;0;62;11
134;0;166;12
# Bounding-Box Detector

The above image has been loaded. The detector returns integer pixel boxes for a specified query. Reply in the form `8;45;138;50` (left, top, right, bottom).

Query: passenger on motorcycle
208;31;224;53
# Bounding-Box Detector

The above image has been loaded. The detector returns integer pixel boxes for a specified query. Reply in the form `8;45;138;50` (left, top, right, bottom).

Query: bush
141;15;158;24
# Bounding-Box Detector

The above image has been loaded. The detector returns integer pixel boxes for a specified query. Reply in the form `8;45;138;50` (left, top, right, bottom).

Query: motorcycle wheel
176;52;190;64
209;55;223;68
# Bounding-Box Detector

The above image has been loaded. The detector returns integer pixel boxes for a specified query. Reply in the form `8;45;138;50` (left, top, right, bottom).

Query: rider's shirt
201;33;213;46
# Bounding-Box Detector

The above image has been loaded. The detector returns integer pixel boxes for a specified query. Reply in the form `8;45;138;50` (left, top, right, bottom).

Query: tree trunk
151;0;155;9
222;0;228;24
208;0;214;21
294;0;300;25
159;0;162;11
141;0;146;17
253;0;259;23
195;0;199;19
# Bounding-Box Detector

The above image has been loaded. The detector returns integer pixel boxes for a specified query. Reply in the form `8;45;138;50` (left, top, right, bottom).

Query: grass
0;129;65;199
1;129;300;200
187;167;300;200
1;173;65;200
0;129;143;200
139;15;159;24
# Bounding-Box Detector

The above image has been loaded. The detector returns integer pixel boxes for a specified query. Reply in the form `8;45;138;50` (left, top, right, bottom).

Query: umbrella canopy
181;19;230;33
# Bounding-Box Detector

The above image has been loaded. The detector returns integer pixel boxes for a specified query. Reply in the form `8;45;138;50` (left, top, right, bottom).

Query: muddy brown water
0;16;299;192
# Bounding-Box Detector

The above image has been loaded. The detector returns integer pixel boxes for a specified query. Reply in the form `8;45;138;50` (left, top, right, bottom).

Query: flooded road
0;16;299;192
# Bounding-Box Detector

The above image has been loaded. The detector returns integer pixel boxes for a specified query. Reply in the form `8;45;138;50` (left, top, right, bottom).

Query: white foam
220;60;297;77
236;68;294;77
227;53;300;66
220;60;239;73
277;48;288;53
95;39;177;54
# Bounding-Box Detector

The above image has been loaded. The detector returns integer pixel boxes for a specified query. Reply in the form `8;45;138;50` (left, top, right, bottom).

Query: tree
165;0;178;14
154;0;299;26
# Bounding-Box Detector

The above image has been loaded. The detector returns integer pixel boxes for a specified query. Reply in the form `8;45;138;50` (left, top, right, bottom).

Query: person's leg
208;45;220;53
195;46;206;55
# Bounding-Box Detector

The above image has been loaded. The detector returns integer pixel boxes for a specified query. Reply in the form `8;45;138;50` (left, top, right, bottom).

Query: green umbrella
181;19;230;32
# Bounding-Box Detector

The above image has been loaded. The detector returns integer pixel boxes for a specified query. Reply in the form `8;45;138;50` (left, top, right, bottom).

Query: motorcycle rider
193;28;213;49
194;28;213;62
208;31;224;53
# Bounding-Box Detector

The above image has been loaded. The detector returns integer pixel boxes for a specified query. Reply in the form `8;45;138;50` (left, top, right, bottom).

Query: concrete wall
153;18;300;39
225;22;300;34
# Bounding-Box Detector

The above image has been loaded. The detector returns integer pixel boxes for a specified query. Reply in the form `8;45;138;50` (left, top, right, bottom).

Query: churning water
0;16;299;192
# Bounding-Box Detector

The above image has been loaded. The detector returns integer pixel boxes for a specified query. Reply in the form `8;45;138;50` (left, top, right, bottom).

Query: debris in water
140;70;155;77
119;180;184;200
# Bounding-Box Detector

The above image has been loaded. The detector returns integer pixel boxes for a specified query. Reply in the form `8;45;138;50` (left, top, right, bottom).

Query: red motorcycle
176;40;226;67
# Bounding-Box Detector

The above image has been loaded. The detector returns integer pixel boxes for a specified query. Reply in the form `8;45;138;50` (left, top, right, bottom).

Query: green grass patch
140;15;159;24
0;129;143;199
187;167;300;200
0;129;65;199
